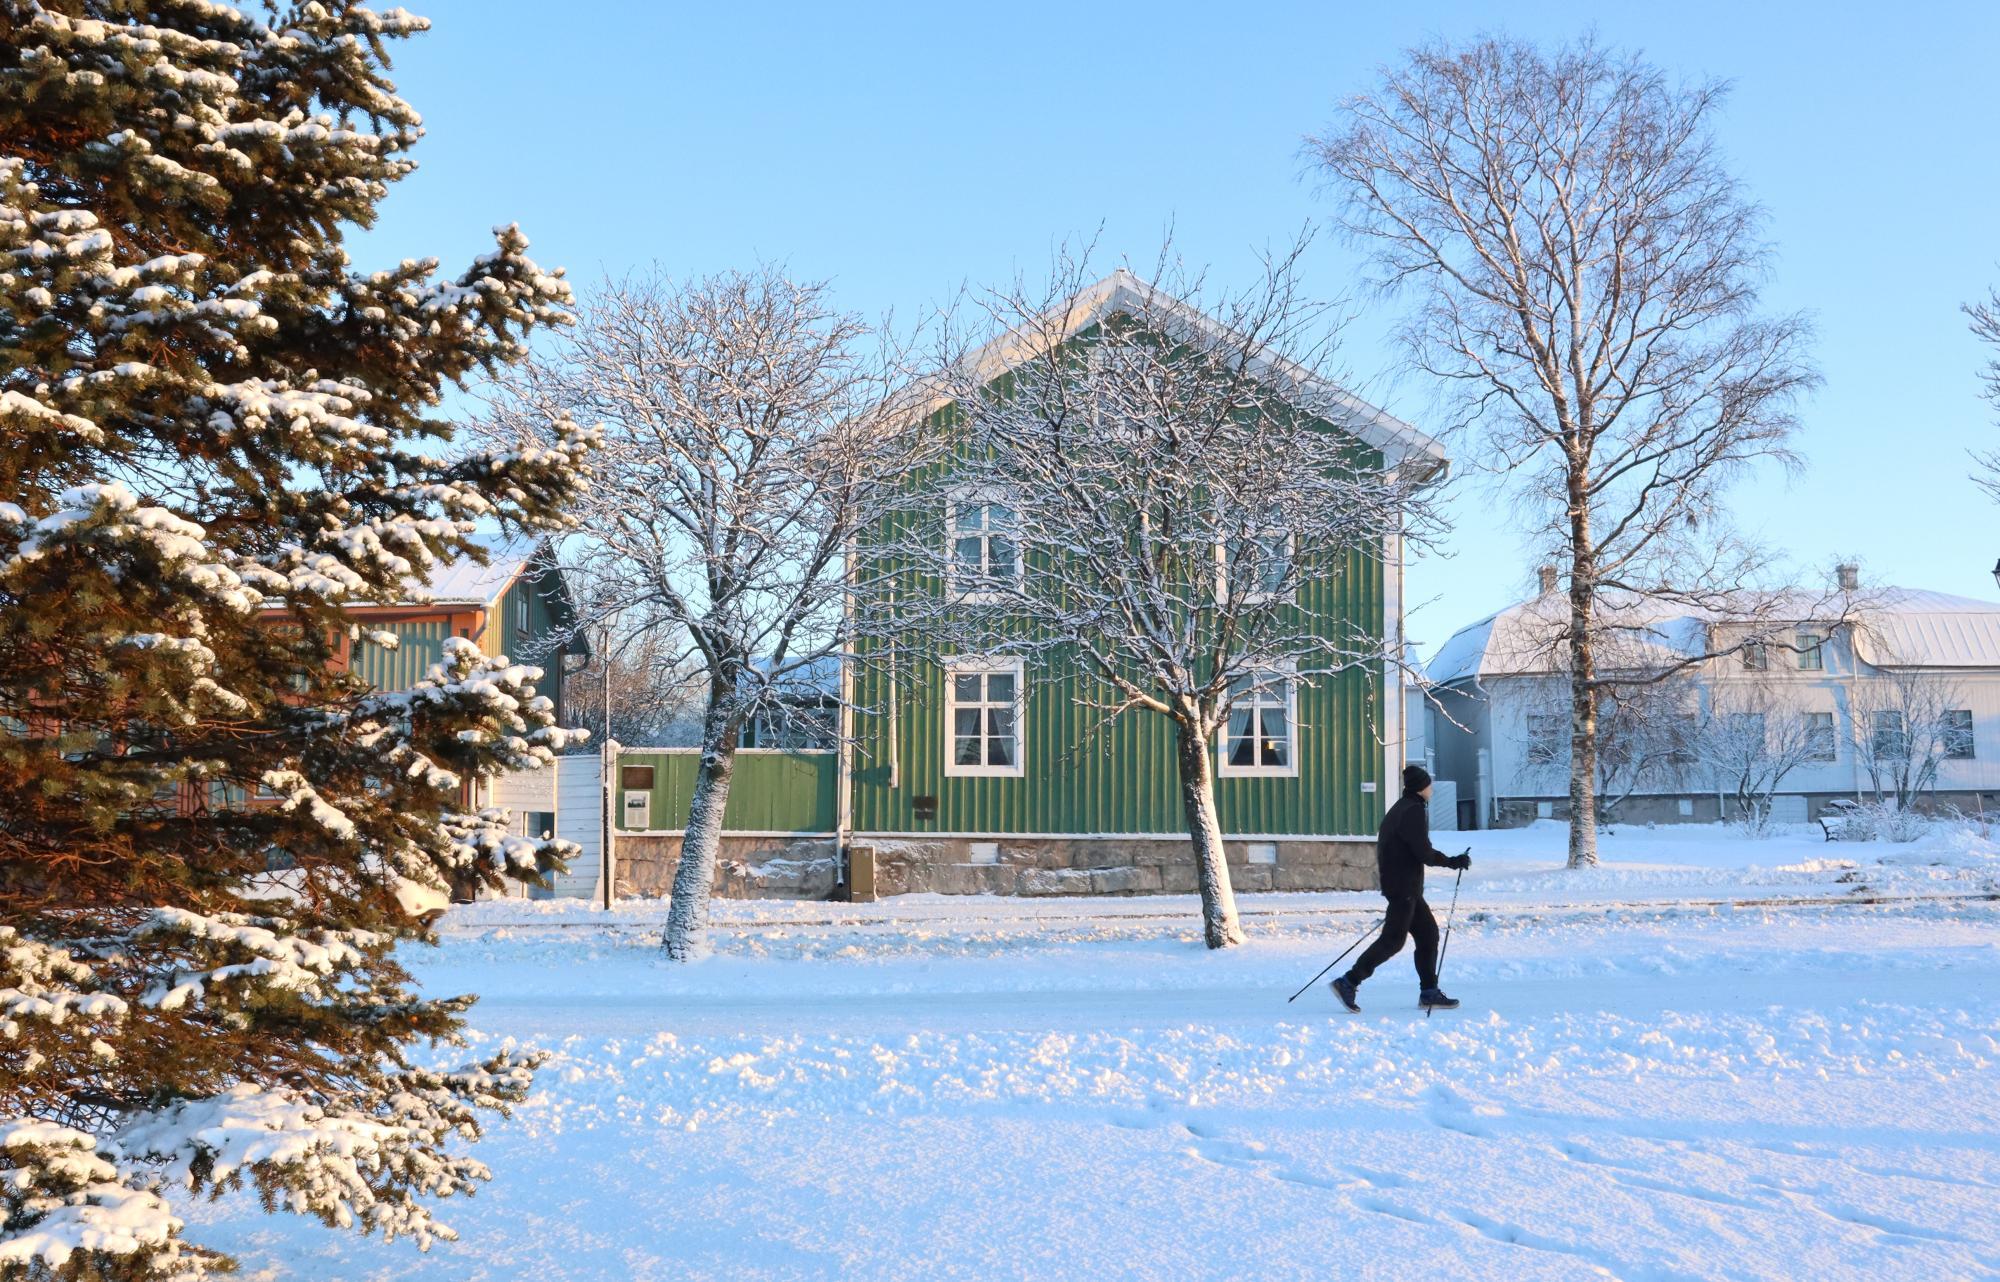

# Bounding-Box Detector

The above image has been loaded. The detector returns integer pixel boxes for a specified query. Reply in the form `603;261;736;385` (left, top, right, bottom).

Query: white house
1424;567;2000;828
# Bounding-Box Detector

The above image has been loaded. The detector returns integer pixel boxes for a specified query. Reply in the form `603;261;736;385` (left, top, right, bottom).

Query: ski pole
1285;916;1383;1003
1426;860;1467;1020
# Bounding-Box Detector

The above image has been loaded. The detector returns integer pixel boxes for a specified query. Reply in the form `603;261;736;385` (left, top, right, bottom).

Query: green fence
615;749;837;833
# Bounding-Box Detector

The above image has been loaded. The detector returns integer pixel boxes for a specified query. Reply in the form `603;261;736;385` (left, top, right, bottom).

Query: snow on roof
413;533;543;607
1849;588;2000;668
745;654;843;696
1427;584;2000;682
880;268;1449;477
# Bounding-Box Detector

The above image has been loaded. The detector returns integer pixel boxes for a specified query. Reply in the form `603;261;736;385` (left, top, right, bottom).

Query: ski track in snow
184;833;2000;1282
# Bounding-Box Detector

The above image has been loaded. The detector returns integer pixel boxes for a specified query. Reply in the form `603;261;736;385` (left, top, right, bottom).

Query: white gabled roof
1425;592;1709;685
414;533;543;607
883;268;1449;477
1849;588;2000;668
1427;583;2000;682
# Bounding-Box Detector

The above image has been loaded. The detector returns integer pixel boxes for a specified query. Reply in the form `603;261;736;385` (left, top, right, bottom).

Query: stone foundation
606;832;1378;900
859;835;1376;899
611;834;841;900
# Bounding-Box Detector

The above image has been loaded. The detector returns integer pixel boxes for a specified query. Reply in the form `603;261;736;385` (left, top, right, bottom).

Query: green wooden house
602;272;1446;901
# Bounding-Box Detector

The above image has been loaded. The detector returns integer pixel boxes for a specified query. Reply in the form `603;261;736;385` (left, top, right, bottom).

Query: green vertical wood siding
493;573;566;719
350;620;448;692
850;546;1384;836
848;374;1389;836
617;750;838;832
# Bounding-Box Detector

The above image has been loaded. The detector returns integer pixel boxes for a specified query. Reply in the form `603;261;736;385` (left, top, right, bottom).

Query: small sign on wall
1360;781;1377;793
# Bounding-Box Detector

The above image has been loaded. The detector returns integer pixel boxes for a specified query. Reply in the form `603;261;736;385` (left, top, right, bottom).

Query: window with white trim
1871;710;1907;760
1804;711;1837;762
1220;666;1296;776
1086;338;1155;442
1944;709;1975;760
1796;628;1828;671
1219;530;1295;604
945;487;1021;601
1525;712;1566;765
944;658;1023;776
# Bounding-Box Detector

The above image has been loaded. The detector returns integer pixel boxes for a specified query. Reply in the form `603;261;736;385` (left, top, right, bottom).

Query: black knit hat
1402;764;1432;794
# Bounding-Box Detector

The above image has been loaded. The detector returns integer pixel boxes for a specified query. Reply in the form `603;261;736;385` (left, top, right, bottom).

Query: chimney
1836;562;1859;592
1538;565;1560;596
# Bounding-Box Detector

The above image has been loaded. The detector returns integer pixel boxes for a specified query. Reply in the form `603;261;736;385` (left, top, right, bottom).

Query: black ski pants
1345;895;1439;990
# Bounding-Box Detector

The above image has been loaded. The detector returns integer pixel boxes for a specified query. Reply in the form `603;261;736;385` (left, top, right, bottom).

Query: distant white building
1423;567;2000;828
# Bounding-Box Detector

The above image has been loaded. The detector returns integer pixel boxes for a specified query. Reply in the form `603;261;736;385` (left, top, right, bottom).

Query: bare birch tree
1700;679;1825;832
1849;668;1970;810
1967;287;2000;500
1311;35;1818;867
862;244;1444;949
476;268;907;959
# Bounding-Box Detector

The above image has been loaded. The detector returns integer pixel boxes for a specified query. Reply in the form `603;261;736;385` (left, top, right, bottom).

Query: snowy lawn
193;825;2000;1281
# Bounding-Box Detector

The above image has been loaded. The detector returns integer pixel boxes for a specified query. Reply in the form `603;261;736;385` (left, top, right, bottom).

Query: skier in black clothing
1330;764;1470;1012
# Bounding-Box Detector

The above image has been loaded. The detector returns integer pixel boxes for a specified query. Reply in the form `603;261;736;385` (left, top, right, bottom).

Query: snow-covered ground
193;824;2000;1280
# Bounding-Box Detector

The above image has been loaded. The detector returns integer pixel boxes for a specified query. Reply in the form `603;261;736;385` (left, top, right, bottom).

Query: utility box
845;844;878;903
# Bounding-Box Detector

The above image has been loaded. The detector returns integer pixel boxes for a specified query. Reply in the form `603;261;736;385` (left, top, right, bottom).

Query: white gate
554;753;607;900
1769;794;1809;828
1430;779;1461;832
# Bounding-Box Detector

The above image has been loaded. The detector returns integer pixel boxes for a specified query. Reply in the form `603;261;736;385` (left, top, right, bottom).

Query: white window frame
943;485;1024;604
1524;712;1566;766
1796;628;1828;671
942;656;1025;778
1943;708;1976;760
1217;662;1299;779
1804;710;1838;762
1215;529;1297;606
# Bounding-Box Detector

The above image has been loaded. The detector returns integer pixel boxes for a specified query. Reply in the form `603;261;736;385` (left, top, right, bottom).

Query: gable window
1804;711;1837;762
1219;530;1295;604
944;658;1023;776
1220;666;1296;776
1944;709;1976;760
1525;712;1566;765
1796;628;1828;671
1087;338;1155;441
945;487;1021;602
512;587;530;636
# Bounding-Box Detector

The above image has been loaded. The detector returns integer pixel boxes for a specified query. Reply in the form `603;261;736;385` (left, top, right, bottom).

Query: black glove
1445;853;1471;871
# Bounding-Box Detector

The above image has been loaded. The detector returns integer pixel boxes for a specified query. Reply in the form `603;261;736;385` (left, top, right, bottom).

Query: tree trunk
663;680;741;961
1172;712;1243;949
1566;497;1600;869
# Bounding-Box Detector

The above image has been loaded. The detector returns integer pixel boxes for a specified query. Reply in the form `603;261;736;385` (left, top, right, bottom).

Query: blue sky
359;1;2000;657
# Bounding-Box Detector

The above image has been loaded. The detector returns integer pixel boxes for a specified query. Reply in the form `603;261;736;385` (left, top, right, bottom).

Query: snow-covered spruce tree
0;4;593;1277
472;269;907;961
863;244;1439;949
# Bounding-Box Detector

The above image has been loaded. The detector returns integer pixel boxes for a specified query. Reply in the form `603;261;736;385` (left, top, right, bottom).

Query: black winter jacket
1375;791;1452;899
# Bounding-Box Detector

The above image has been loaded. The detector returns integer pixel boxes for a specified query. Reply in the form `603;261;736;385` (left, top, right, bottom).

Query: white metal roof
1427;584;2000;682
878;268;1449;477
1848;588;2000;668
412;533;542;607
